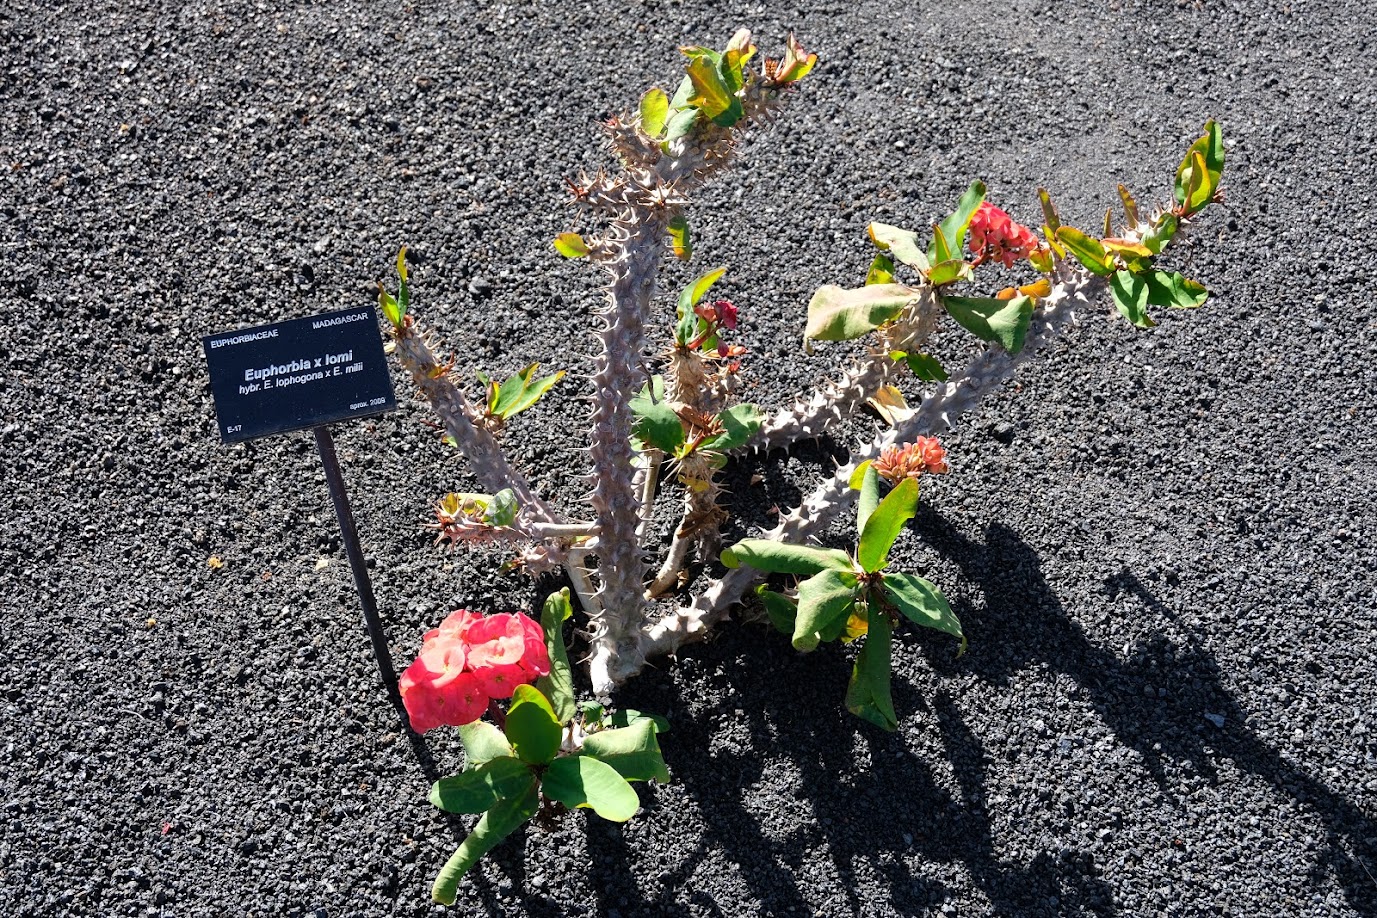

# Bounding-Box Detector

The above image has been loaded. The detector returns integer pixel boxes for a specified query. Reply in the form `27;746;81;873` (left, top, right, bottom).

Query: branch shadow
607;616;1112;915
916;509;1377;915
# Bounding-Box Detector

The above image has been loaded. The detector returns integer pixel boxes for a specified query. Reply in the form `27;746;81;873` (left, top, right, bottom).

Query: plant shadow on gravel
918;511;1377;916
394;520;1374;916
518;509;1377;917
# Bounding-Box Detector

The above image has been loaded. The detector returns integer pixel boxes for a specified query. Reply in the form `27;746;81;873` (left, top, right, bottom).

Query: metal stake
312;425;409;728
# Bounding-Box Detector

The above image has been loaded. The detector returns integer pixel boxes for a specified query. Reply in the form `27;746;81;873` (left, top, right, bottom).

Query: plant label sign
202;307;397;443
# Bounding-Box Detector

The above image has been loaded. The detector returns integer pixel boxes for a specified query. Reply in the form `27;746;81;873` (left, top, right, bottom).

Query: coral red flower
874;437;949;483
969;202;1039;269
400;610;551;733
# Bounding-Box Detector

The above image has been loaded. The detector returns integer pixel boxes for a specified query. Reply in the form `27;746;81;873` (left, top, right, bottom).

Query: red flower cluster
969;203;1039;269
874;437;949;483
694;298;739;330
399;610;551;733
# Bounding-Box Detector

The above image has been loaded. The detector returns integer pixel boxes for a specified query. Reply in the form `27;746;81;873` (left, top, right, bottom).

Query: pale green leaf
793;569;861;651
580;719;671;783
721;539;853;575
430;781;538;905
805;284;914;344
542;755;640;821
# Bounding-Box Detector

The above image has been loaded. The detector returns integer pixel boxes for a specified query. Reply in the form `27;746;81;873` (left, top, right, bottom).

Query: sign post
202;306;409;727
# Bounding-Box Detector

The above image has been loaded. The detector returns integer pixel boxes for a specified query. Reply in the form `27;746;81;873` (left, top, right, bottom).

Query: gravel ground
3;0;1375;915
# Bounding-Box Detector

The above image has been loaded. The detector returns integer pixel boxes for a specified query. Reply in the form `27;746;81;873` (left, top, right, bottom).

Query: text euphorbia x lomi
400;610;551;731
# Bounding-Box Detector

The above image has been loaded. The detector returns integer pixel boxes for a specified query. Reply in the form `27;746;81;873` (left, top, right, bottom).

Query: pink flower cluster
969;202;1039;269
399;610;551;733
874;437;949;483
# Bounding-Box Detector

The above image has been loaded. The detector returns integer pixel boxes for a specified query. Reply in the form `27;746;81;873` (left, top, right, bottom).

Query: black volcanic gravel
2;1;1375;916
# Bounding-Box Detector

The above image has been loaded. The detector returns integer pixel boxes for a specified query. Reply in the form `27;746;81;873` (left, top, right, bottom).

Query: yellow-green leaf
667;215;691;261
865;253;895;286
553;232;590;258
639;87;669;138
1055;227;1115;276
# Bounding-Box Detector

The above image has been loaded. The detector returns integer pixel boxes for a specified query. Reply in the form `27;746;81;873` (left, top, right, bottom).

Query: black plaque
202;306;397;443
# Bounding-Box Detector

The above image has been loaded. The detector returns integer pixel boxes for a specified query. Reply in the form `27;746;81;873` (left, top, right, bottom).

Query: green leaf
490;363;563;420
630;380;684;454
1142;213;1178;255
865;253;895;286
536;588;575;724
543;755;640;821
1117;184;1140;227
804;284;914;344
721;539;853;575
505;684;562;765
458;720;513;768
793;569;861;651
553;232;590;259
667;215;691;261
1037;187;1061;232
507;369;563;416
857;477;918;573
845;607;896;730
429;756;533;815
605;709;670;734
1110;270;1154;329
430;781;539;905
378;288;401;328
701;403;762;452
882;572;964;650
580;719;671;783
930;180;987;263
1143;270;1209;309
856;464;881;533
640;87;669;138
1175;119;1223;209
663;106;700;144
578;700;605;728
926;258;971;287
677;266;727;318
757;586;798;634
1055;227;1115;276
488;364;534;417
682;48;741;124
867;223;931;273
942;294;1035;354
848;460;873;491
483;488;519;527
903;352;948;381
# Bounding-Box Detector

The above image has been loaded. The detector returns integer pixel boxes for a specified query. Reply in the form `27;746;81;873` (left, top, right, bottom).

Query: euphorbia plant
374;27;1227;899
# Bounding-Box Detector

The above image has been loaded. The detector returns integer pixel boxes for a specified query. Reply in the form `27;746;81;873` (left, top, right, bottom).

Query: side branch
394;321;562;525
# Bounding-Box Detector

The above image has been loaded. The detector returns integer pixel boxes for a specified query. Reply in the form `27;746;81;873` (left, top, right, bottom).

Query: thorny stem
580;78;791;694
